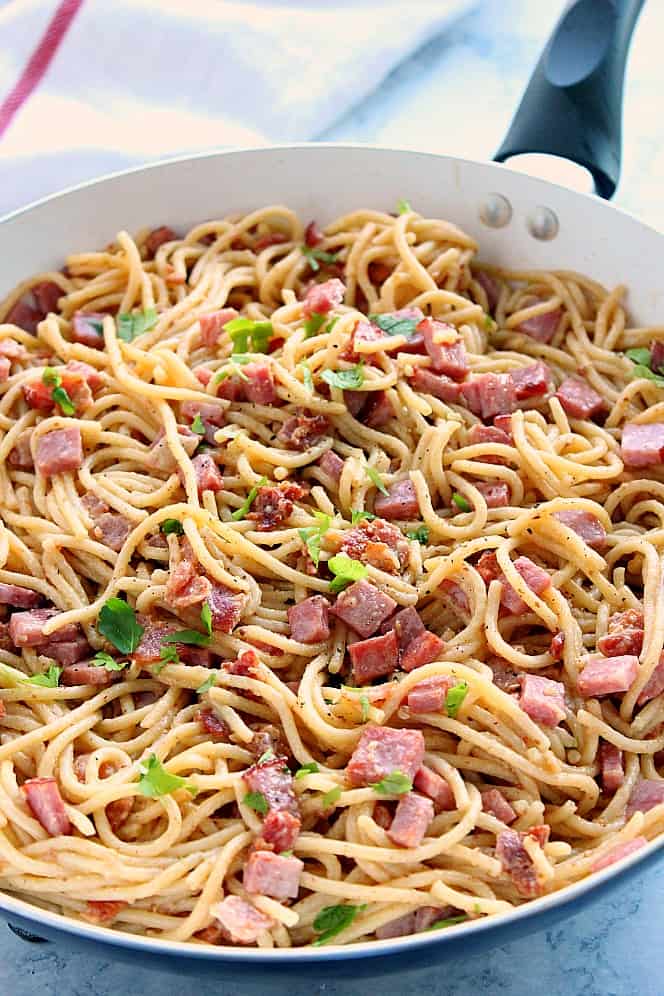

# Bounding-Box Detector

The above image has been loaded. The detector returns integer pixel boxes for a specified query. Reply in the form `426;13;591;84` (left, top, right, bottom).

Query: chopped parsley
452;492;472;513
365;465;389;496
158;644;180;667
91;651;126;672
484;314;496;331
321;363;364;391
295;762;319;779
626;347;664;386
163;629;210;647
200;602;212;636
215;357;250;382
160;518;184;536
299;361;314;393
313;904;365;945
396;198;411;215
626;347;652;367
321;786;342;808
243;791;269;814
298;510;331;568
137;754;197;798
117;308;158;342
406;525;429;544
22;664;61;687
369;313;419;338
224;317;272;354
98;597;144;654
351;510;376;524
359;694;370;723
370;771;412;795
301;246;339;273
328;553;368;594
196;673;217;694
231;476;267;521
191;413;205;435
42;368;75;415
304;313;327;338
425;915;469;931
445;681;468;718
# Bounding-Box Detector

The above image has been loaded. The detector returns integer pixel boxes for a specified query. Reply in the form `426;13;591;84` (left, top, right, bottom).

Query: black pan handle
494;0;645;199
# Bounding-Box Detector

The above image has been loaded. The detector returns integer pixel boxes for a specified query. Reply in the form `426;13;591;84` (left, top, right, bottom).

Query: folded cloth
0;0;470;216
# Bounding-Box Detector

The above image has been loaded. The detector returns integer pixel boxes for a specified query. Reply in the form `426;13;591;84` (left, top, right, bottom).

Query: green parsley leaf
452;492;472;513
351;510;376;524
407;525;430;544
312;904;365;946
321;786;342;808
98;597;144;654
626;347;652;367
196;673;217;694
215;358;250;382
325;316;340;335
191;413;205;435
473;903;482;915
257;749;276;764
630;363;664;388
304;313;327;338
158;644;179;666
231;475;267;521
87;318;104;336
369;314;419;338
243;791;269;814
51;385;75;416
322;364;365;391
117;308;158;342
484;314;495;331
280;849;294;857
92;651;126;672
224;317;272;354
301;246;340;273
200;602;212;637
359;693;370;723
42;367;62;388
396;198;411;215
298;510;331;569
160;518;184;536
295;761;319;779
328;553;368;594
163;629;210;647
370;771;412;795
250;322;273;353
445;680;469;718
299;361;314;393
365;465;389;496
138;754;197;798
425;915;469;932
22;664;61;688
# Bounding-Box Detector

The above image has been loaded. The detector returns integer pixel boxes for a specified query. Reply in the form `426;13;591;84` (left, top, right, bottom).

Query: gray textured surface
3;0;664;993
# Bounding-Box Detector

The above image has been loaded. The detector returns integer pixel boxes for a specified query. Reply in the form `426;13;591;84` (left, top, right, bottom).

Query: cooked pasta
0;204;662;948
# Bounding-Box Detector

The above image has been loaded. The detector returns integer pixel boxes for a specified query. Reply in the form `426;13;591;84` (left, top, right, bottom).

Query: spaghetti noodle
0;204;662;948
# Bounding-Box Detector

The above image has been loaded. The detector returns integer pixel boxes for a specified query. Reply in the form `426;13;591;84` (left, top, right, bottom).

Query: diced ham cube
331;579;396;638
21;777;71;836
418;319;468;379
599;742;624;793
475;270;499;312
375;913;417;940
248;482;305;531
519;674;566;727
349;629;399;684
145;226;176;257
304;221;324;247
90;512;131;552
6;298;42;332
44;636;91;665
374;478;419;520
65;359;103;391
347;725;425;787
72;312;106;347
401;631;445;672
344;389;366;417
637;653;664;705
410;367;462;403
165;556;211;610
365;391;395;428
577;654;639;698
288;595;330;643
0;583;41;608
460;373;516;421
198;707;230;738
195;366;213;386
517;305;562;343
621;423;664;468
626;780;664;817
32;281;62;314
199;308;238;348
150;426;199;472
476;552;550;616
244;758;298;815
467;423;512;464
591;837;648;873
9;429;33;470
207;582;243;633
181;400;226;428
510;362;553;400
554;510;607;550
514;556;551;596
278;411;328;450
35;428;83;477
407;675;455;713
9;609;78;647
61;661;115;686
475;481;510;508
381;606;424;648
190;453;224;495
496;828;544;897
84;900;127;925
387;792;434;848
243;850;303;900
651;340;664;373
243;362;278;405
555;377;606;418
481;788;517;824
318;449;344;482
210;895;274;945
259;810;301;853
440;579;470;617
302;278;345;317
598;608;644;658
413;765;455;811
550;631;565;660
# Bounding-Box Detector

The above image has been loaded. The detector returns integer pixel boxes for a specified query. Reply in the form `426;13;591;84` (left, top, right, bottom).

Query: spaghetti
0;204;662;948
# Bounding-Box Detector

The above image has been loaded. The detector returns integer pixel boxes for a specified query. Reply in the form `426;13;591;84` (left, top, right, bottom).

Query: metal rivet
527;205;559;241
479;193;512;229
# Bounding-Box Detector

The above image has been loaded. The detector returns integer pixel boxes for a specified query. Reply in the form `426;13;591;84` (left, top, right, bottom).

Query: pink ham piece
413;765;455;811
0;356;11;381
517;305;562;343
410;367;462;403
347;725;425;787
344;390;366;417
0;583;41;608
475;481;510;508
467;423;512;464
597;608;644;658
591;837;648;873
165;557;210;610
555;377;605;419
150;426;199;472
45;636;91;665
382;606;424;649
302;278;345;317
460;373;516;421
440;579;470;617
637;653;664;705
418;319;468;379
407;675;455;714
288;595;330;643
331;579;396;638
475;270;499;312
90;512;131;552
32;281;62;314
373;478;419;520
554;510;607;550
199;308;238;348
207;582;243;633
244;758;298;815
189;453;224;495
6;298;41;332
375;906;455;940
211;895;274;945
61;661;115;686
514;556;551;596
496;828;544;898
482;788;517;824
243;850;303;900
317;450;344;483
519;674;566;727
577;653;639;698
72;312;106;348
259;810;301;853
599;742;624;793
65;360;103;392
365;390;394;428
181;400;226;428
387;792;434;848
35;428;83;477
9;609;78;647
243;363;278;405
277;411;329;450
304;221;323;247
349;629;399;684
476;552;550;616
145;226;176;257
651;340;664;373
626;780;664;817
401;631;445;672
21;777;71;836
510;362;553;401
621;422;664;467
550;631;565;661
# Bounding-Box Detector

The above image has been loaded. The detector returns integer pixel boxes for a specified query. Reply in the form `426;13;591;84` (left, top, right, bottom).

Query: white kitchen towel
0;0;471;216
